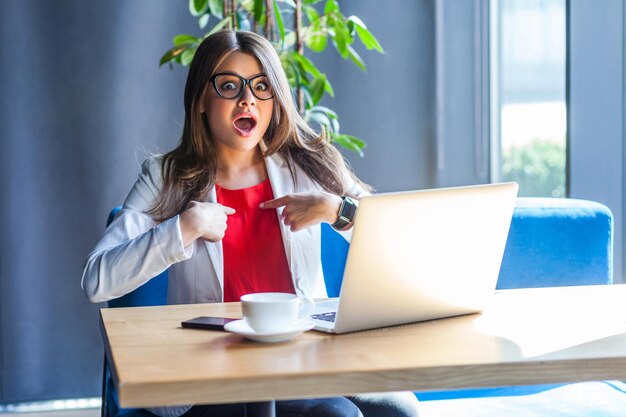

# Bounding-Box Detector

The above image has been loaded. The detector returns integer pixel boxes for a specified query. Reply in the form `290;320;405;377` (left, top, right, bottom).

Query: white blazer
82;150;366;306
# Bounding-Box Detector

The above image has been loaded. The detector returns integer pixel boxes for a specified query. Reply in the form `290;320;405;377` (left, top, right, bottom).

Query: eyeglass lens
213;74;273;100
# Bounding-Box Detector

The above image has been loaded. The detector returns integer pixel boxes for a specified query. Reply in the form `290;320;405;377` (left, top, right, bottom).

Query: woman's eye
221;82;238;90
255;82;268;91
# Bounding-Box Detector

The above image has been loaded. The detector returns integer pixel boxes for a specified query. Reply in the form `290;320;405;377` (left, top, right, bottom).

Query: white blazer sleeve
81;157;193;303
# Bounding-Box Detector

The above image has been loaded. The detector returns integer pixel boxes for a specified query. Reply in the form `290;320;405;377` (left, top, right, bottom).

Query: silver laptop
311;182;519;334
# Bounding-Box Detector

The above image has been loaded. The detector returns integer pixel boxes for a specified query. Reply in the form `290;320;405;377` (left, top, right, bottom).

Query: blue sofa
103;197;623;417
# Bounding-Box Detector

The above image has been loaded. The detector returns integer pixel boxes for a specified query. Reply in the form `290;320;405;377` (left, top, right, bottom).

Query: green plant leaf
334;134;365;156
311;105;337;119
306;28;327;52
159;44;191;67
207;16;231;36
347;16;366;29
349;16;384;53
286;60;302;87
190;0;209;16
283;31;297;49
347;19;356;37
302;4;319;23
331;20;350;58
306;110;332;128
308;75;326;105
311;106;339;133
208;0;224;19
273;0;285;43
173;34;198;46
324;0;339;14
323;79;334;96
253;0;264;22
291;52;322;78
310;106;339;132
199;14;210;29
346;44;366;71
282;52;306;87
181;48;196;66
303;0;323;4
301;88;314;109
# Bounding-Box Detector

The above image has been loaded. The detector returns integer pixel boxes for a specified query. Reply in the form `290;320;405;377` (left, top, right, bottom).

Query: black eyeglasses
209;72;274;101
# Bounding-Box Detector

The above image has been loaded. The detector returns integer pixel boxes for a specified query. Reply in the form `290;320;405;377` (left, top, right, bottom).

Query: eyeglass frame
209;72;274;101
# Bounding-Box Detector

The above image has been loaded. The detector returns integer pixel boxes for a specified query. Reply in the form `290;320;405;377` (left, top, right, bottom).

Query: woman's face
202;51;274;156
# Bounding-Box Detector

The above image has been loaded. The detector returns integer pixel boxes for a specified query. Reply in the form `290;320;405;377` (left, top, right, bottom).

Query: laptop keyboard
311;312;336;323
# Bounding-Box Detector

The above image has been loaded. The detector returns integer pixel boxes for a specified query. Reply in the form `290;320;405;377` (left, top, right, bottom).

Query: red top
216;179;295;302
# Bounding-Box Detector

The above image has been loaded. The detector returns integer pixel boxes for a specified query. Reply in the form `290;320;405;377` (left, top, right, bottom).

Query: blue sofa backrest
496;198;613;288
320;197;613;295
106;207;168;308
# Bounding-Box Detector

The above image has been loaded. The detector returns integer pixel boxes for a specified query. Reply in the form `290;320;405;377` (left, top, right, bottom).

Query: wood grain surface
100;284;626;407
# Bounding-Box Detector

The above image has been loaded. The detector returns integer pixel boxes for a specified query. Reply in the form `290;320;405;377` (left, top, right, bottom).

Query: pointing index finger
260;196;289;209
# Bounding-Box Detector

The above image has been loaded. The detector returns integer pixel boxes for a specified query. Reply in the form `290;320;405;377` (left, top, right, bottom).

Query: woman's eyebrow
218;70;266;78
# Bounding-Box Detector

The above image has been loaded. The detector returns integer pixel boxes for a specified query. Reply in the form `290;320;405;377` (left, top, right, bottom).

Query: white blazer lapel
264;152;295;277
203;186;224;294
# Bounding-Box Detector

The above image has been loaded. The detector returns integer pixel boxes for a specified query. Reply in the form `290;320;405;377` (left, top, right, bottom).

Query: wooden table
101;284;626;410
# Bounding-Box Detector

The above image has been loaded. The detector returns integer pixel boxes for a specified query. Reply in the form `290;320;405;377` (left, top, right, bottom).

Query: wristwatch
331;196;358;229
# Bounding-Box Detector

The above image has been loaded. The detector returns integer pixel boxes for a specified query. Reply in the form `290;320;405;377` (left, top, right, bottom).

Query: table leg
244;400;276;417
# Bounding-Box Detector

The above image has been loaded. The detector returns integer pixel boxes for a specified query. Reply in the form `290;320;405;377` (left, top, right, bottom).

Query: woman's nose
237;84;256;107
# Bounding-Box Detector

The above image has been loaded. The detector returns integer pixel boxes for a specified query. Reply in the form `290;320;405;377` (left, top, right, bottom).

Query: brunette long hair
148;30;371;221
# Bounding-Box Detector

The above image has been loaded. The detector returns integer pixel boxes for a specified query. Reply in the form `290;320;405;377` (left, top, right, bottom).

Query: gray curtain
0;0;433;403
0;1;193;402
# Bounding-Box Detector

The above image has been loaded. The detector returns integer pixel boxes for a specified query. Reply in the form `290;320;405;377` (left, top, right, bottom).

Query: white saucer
224;319;315;343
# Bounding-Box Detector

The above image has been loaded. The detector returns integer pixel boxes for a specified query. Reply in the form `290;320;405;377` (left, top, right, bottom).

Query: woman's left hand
260;192;342;232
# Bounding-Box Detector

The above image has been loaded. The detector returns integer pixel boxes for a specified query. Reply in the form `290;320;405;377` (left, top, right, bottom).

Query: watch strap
332;196;357;229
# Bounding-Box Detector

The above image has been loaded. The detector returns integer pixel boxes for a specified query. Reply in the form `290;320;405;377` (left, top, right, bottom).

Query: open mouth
233;114;258;136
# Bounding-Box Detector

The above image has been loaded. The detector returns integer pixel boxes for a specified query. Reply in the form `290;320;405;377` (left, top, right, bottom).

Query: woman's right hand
179;201;236;246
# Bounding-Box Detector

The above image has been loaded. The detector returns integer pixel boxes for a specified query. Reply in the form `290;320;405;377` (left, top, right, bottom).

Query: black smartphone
181;316;237;331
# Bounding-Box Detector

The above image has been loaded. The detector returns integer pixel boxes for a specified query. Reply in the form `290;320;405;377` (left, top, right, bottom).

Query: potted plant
160;0;383;156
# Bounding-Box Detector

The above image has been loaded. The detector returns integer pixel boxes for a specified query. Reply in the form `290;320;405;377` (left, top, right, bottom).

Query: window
491;0;567;197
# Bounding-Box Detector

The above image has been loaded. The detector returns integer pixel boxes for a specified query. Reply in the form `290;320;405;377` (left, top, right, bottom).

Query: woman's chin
218;137;263;153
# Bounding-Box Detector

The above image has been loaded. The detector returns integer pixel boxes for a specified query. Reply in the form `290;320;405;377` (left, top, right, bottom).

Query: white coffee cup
240;292;315;333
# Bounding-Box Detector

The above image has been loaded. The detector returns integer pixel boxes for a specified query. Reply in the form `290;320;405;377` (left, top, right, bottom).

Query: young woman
82;30;419;417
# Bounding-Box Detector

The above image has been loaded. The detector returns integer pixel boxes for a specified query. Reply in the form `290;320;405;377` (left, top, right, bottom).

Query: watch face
340;196;357;224
332;196;354;228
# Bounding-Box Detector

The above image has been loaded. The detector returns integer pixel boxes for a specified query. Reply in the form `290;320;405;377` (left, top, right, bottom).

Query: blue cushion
104;207;166;417
107;272;168;308
497;198;613;289
417;381;626;416
416;384;565;401
321;223;349;297
106;207;168;308
105;367;154;417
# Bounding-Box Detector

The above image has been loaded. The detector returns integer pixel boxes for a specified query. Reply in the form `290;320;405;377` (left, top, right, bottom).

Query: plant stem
295;0;305;114
232;0;238;29
264;0;274;42
223;0;230;28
